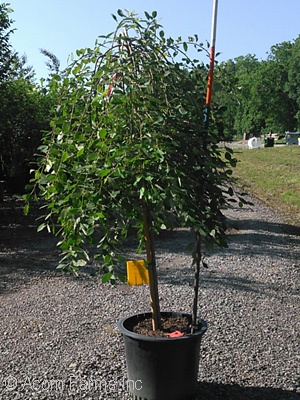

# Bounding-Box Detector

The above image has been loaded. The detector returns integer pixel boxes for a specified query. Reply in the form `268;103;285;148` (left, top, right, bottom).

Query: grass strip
232;146;300;226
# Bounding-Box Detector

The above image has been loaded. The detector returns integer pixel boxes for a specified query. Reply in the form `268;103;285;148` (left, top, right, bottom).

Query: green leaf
23;203;30;216
38;145;49;154
61;151;68;162
103;254;112;265
98;169;111;177
225;151;232;161
117;273;127;283
37;223;47;232
139;186;145;199
99;129;107;139
77;147;84;157
102;272;111;283
73;259;87;267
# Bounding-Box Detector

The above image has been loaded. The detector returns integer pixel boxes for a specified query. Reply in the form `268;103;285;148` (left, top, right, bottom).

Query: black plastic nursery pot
118;311;207;400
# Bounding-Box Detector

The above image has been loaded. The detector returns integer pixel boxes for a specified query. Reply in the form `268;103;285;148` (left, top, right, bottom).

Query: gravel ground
0;195;299;400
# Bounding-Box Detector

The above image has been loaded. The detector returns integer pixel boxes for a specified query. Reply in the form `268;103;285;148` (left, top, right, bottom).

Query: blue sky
8;0;300;81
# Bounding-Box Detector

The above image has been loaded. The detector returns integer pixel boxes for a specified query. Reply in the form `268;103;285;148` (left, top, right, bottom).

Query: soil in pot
128;315;191;337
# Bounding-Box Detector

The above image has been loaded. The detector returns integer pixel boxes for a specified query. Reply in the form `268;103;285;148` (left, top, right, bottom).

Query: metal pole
204;0;219;128
193;0;219;333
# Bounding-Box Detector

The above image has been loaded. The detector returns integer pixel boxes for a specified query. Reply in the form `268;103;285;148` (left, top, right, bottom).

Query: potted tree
26;10;240;400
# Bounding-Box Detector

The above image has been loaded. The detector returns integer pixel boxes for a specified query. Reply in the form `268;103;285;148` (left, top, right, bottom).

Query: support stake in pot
143;204;161;331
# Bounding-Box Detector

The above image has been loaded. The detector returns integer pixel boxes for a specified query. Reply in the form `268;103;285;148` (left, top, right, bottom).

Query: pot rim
118;310;207;341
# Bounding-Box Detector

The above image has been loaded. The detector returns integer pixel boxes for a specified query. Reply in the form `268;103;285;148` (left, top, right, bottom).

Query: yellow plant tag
127;260;149;286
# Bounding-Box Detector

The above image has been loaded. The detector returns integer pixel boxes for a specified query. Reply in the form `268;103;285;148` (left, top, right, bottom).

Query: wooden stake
143;205;161;331
192;231;202;333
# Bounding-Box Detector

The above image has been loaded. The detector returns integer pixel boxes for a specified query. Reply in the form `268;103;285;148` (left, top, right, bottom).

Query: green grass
231;146;300;226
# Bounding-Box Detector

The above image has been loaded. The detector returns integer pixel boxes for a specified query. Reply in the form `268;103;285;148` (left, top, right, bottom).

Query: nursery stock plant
26;10;239;330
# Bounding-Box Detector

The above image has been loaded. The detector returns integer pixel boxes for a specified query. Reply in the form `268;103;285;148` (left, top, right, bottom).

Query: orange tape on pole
205;45;216;108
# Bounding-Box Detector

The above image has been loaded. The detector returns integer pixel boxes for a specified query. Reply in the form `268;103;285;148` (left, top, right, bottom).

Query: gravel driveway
0;195;299;399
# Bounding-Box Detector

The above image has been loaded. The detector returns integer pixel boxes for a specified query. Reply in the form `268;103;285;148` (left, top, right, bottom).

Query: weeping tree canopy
26;10;239;278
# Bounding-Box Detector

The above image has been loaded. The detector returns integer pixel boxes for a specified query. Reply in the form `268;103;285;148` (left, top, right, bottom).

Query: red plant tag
166;330;184;338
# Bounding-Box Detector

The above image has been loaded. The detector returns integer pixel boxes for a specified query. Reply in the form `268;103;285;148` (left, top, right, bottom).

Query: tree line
0;3;54;194
214;38;300;138
0;3;299;194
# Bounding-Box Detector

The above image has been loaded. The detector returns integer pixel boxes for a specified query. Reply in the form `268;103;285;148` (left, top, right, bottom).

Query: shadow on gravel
195;381;299;400
231;218;300;237
1;196;299;294
0;198;60;294
202;273;298;297
156;218;300;259
221;218;300;261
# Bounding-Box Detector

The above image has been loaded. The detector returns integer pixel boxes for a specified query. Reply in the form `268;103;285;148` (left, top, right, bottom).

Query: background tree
0;78;51;190
40;48;61;79
213;59;239;139
0;3;51;193
214;37;300;139
264;40;298;132
0;2;15;81
274;37;300;129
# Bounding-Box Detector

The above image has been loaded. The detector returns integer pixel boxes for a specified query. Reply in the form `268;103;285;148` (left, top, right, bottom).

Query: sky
8;0;300;81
